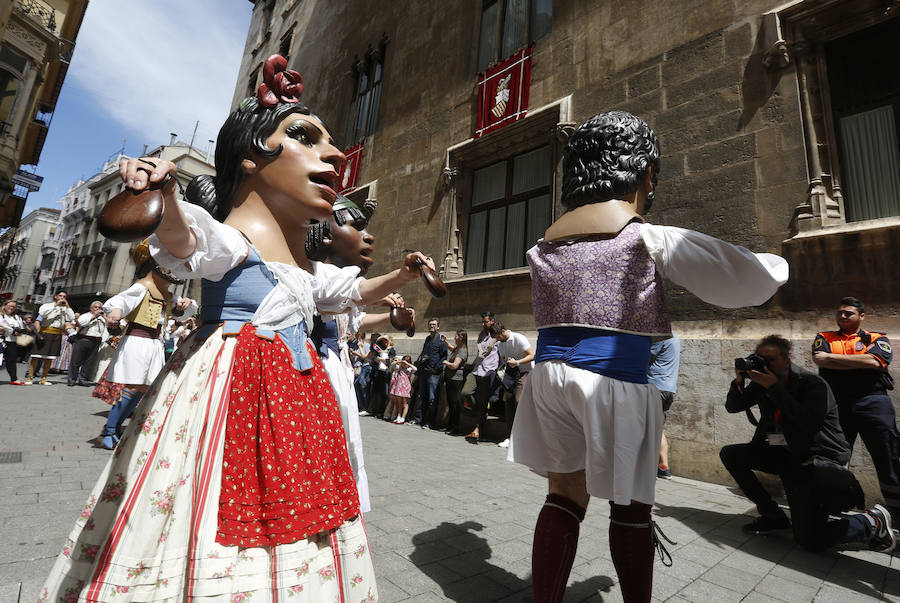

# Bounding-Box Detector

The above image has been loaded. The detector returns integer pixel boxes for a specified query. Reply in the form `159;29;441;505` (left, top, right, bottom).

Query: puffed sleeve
348;306;366;335
640;223;789;308
311;262;364;314
103;283;148;315
148;202;249;282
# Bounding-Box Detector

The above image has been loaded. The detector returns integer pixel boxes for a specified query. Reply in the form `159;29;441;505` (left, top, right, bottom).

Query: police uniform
813;328;898;512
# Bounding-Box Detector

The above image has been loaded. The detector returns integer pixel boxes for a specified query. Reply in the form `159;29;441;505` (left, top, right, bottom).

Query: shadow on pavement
411;520;615;602
655;503;896;600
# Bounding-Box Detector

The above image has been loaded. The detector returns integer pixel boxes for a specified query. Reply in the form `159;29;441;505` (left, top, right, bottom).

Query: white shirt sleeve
103;283;148;316
640;223;789;308
77;313;92;327
311;262;364;314
148;202;249;282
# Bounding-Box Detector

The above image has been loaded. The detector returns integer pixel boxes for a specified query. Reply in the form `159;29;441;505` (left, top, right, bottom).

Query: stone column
789;37;843;235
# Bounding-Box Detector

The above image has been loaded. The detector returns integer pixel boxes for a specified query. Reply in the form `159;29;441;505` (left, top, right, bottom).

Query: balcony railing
14;0;57;34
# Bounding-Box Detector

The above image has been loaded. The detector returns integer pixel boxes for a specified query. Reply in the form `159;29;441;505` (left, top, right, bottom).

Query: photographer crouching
719;334;895;553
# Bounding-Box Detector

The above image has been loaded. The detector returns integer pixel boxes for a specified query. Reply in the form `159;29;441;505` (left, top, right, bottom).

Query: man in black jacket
720;335;895;552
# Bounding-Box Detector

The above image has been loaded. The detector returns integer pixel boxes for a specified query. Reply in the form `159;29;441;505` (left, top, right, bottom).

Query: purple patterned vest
527;221;671;336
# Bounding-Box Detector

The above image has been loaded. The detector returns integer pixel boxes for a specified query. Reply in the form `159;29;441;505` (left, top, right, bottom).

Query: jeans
355;365;372;411
102;389;144;436
445;378;464;432
419;373;442;428
720;442;873;551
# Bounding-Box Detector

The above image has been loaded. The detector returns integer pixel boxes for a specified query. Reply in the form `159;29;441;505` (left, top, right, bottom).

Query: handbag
460;371;477;397
16;333;34;347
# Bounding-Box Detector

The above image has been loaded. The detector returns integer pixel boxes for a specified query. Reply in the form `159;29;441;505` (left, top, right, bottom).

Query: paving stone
7;374;900;601
753;573;820;602
677;578;744;602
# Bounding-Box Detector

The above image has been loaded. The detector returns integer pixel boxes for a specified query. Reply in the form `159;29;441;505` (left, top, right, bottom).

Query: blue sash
535;326;651;384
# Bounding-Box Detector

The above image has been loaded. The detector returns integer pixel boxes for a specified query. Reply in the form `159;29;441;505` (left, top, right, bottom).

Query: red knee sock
532;493;586;602
609;502;654;603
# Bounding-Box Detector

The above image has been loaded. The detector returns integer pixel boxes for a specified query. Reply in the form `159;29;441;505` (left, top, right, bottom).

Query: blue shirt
647;335;681;393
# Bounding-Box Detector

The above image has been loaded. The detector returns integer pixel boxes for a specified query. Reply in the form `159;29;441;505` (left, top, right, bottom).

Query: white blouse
0;313;24;342
639;223;788;307
149;202;363;333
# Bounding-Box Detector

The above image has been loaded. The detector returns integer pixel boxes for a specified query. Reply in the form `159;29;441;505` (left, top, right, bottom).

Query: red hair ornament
257;54;303;107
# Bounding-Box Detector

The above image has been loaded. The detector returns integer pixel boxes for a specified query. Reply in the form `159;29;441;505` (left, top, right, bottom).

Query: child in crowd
387;355;416;424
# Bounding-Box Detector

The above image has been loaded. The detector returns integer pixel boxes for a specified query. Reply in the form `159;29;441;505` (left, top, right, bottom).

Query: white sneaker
397;417;405;424
358;411;371;416
23;379;33;385
498;439;510;448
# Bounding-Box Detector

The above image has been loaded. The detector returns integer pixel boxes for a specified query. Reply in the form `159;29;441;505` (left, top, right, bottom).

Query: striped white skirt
38;326;378;602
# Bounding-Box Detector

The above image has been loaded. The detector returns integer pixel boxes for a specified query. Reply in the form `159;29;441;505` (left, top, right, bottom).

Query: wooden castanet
97;170;168;243
417;258;447;298
389;307;416;337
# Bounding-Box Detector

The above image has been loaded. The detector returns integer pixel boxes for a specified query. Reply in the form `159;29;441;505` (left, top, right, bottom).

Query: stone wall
239;0;900;496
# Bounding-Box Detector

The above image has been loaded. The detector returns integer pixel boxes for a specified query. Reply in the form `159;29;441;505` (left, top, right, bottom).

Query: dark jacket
725;364;850;465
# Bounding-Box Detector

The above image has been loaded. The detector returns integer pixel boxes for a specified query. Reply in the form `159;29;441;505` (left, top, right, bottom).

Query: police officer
813;296;898;517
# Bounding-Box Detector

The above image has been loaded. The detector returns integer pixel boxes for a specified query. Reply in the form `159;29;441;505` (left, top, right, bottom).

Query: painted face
253;114;346;227
836;305;863;334
326;209;375;273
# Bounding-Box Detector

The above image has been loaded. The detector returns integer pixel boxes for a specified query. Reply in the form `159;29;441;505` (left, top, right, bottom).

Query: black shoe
77;380;93;386
742;514;791;534
866;504;896;553
67;381;75;387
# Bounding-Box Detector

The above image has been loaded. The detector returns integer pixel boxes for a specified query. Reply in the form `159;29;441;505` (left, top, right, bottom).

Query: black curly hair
184;96;314;221
561;111;660;211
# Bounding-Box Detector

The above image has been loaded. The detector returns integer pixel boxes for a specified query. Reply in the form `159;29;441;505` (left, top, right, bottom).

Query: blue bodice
198;246;313;371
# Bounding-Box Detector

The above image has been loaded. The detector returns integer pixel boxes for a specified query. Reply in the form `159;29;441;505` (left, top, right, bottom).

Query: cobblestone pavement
1;374;899;602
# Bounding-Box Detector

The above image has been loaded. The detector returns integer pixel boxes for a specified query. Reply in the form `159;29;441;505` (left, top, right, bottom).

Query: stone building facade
0;205;59;308
233;0;900;495
64;142;214;310
0;0;88;228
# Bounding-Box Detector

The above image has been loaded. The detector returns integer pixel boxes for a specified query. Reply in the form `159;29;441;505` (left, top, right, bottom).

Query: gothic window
465;144;552;274
477;0;552;72
345;37;387;146
825;18;900;221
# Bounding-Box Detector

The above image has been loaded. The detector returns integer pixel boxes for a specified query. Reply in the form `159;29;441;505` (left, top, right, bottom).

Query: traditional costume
39;203;377;601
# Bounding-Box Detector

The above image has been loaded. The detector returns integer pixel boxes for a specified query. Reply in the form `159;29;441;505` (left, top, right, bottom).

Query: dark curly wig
184;96;314;221
561;111;660;211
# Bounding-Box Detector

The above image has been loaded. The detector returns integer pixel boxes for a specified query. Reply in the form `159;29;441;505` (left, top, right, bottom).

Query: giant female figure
509;111;789;602
39;55;434;601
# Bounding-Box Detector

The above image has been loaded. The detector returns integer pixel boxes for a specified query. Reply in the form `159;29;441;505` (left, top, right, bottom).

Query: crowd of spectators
351;311;535;448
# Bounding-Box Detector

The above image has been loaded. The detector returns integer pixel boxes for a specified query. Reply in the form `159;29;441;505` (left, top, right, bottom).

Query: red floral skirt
216;323;360;547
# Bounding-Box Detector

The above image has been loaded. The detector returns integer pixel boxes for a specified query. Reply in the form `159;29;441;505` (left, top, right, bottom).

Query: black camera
734;353;766;373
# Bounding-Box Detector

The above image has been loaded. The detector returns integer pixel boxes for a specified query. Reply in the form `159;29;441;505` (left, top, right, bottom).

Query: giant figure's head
185;55;343;223
561;111;660;212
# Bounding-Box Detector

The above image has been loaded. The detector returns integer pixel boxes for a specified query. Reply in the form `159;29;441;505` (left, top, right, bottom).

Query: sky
17;0;253;218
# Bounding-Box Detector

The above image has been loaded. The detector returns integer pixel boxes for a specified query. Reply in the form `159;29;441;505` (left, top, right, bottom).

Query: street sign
12;169;43;192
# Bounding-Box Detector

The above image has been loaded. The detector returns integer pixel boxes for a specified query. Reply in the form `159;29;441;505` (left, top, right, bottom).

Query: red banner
475;45;533;138
339;143;364;194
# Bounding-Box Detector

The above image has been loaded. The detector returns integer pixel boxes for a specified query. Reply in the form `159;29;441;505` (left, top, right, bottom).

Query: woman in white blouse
1;300;26;384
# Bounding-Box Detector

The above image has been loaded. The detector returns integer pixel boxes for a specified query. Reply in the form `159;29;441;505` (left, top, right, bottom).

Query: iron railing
14;0;57;34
